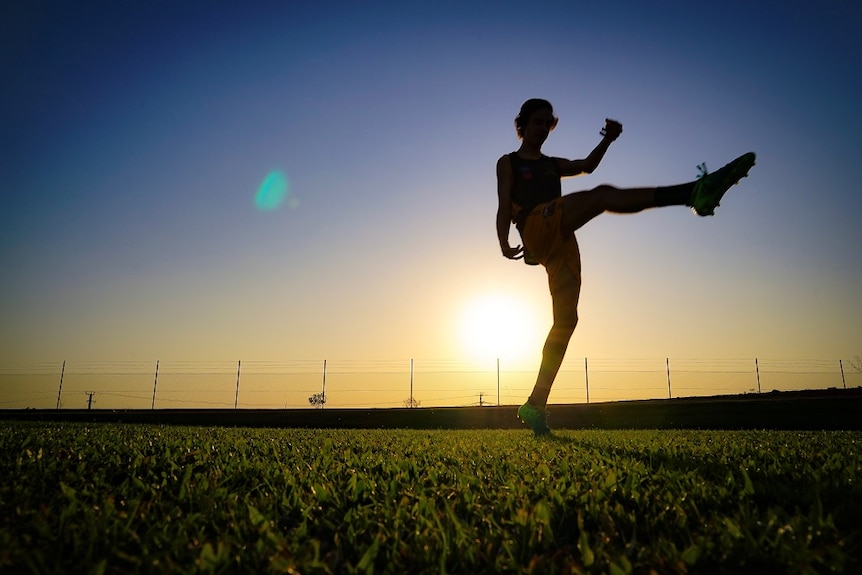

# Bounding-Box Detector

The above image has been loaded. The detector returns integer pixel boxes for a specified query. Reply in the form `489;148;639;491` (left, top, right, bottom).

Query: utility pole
85;391;95;410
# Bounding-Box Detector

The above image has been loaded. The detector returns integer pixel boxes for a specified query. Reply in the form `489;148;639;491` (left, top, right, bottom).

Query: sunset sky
2;1;861;407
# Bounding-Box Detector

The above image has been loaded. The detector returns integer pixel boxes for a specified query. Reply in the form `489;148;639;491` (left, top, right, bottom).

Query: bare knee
590;184;619;194
544;318;577;357
589;185;627;210
551;311;578;337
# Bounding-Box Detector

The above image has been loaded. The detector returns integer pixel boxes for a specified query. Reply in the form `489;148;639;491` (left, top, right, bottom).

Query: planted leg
527;257;581;409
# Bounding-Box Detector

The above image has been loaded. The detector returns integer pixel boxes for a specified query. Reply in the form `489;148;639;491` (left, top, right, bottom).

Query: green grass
1;423;859;574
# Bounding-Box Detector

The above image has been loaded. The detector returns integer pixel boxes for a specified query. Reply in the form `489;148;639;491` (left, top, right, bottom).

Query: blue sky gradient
2;0;861;388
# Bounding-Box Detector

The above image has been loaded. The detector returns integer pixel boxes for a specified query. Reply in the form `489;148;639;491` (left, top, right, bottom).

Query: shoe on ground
690;152;756;216
518;402;551;436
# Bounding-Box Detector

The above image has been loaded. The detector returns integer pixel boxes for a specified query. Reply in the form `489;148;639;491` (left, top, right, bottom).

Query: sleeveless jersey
508;152;561;228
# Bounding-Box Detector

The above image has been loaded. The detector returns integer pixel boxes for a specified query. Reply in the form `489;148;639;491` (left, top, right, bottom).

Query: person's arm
496;155;523;260
556;119;622;177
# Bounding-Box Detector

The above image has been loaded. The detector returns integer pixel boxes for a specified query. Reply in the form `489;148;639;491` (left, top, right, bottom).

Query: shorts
520;197;582;298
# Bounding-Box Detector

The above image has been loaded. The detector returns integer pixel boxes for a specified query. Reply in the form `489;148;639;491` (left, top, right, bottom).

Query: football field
2;423;859;573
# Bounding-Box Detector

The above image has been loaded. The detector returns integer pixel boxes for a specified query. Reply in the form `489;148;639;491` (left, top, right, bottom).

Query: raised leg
561;185;661;234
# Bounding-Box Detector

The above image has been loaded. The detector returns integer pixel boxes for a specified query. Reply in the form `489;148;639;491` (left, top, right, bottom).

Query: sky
2;0;861;407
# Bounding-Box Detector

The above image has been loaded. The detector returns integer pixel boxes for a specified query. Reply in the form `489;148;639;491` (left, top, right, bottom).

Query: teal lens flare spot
255;170;289;211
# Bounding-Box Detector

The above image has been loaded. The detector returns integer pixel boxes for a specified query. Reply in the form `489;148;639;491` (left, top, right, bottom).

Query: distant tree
403;397;421;408
308;392;326;409
850;355;862;375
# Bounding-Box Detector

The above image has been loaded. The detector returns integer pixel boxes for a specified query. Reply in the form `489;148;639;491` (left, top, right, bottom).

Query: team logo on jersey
520;166;533;181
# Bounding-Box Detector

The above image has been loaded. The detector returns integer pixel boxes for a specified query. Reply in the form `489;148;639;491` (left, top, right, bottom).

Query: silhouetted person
497;98;755;434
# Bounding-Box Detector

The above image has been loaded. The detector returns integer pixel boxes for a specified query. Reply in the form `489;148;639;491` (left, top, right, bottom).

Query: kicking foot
517;402;551;436
690;152;756;216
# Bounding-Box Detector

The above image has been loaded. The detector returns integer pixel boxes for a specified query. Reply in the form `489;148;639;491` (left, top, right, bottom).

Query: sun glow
458;292;545;362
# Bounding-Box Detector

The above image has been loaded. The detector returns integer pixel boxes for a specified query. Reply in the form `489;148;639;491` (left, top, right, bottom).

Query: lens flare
255;170;289;211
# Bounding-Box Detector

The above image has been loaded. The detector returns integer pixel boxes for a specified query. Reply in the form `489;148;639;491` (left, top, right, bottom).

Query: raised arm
556;119;623;177
496;154;523;260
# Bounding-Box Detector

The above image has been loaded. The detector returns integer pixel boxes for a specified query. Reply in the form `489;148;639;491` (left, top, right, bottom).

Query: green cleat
518;402;551;436
690;152;756;216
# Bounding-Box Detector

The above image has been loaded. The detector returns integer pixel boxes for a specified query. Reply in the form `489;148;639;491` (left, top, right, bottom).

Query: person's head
514;98;558;140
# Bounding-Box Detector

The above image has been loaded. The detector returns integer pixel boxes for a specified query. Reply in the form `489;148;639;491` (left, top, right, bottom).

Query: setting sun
458;292;545;362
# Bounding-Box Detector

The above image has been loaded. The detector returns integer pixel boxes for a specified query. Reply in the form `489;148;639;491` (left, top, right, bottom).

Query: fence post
585;357;589;403
666;357;672;399
755;358;761;393
840;359;846;390
322;359;327;409
151;360;159;409
234;360;241;409
56;360;66;410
